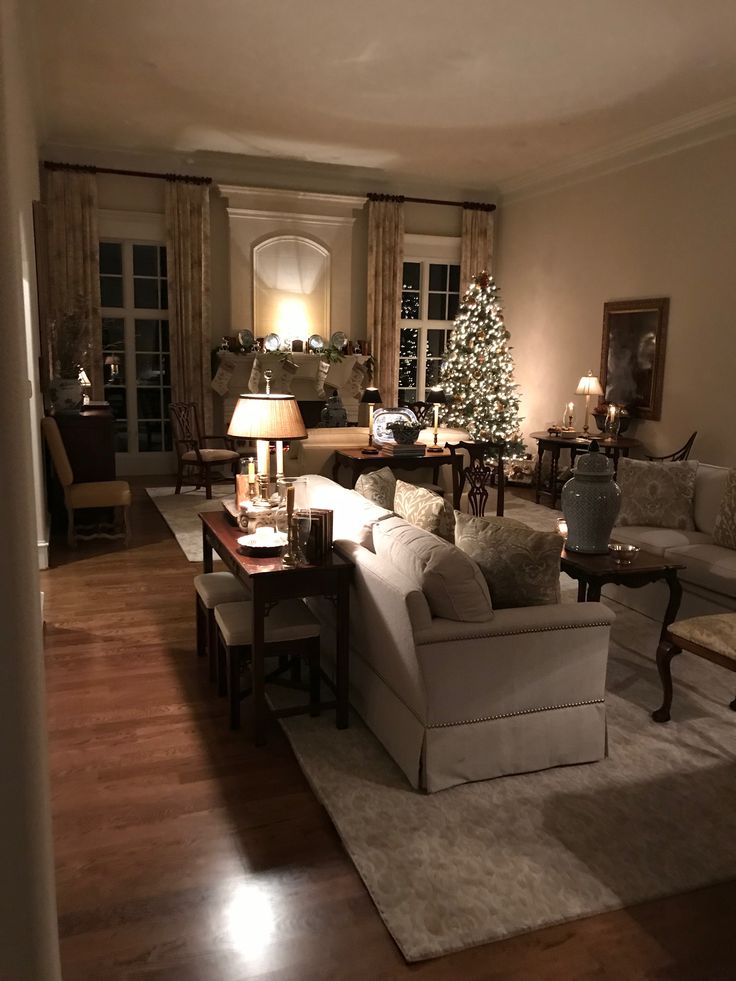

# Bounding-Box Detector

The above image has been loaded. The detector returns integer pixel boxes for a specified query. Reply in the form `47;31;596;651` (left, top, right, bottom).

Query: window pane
160;354;171;387
401;292;419;320
426;329;447;358
425;360;442;389
104;386;126;419
102;316;124;351
449;264;460;293
428;293;446;320
104;356;125;385
133;244;158;277
162;387;171;415
135;319;159;351
398;388;417;405
448;293;460;321
162;419;172;451
134;277;159;309
137;388;162;420
100;276;123;308
114;422;128;453
160;319;169;351
159;246;168;277
160;280;168;311
399;360;417;389
402;262;420;290
399;328;419;358
429;263;447;292
99;242;122;275
138;421;163;453
136;353;162;385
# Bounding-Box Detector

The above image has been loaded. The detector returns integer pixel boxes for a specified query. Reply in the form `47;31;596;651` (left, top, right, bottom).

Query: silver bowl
609;543;639;565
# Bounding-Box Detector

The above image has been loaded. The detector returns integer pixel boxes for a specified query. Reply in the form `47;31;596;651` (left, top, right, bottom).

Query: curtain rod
366;192;495;212
42;160;211;185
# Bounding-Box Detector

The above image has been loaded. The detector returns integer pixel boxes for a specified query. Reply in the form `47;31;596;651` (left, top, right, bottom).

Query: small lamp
575;371;604;434
426;387;446;452
228;390;307;503
360;387;382;455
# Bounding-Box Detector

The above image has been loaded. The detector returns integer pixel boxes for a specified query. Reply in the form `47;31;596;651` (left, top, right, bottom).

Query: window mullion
121;243;138;453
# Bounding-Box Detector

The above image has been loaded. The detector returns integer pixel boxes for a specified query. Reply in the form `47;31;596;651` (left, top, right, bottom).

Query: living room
2;2;736;979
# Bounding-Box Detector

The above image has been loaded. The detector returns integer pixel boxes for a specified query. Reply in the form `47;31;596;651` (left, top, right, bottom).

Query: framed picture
600;297;669;420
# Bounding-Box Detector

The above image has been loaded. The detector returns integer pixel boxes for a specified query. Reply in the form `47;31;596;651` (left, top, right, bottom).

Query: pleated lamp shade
575;372;604;397
227;394;308;440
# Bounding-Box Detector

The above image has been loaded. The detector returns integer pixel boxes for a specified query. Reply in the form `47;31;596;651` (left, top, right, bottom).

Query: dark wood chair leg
652;640;682;723
730;696;736;711
205;465;213;500
212;613;226;694
229;643;244;730
175;462;184;495
195;597;206;657
290;656;302;685
309;638;321;717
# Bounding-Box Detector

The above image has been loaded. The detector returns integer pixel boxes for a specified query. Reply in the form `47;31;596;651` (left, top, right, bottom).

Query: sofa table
332;447;462;508
200;511;353;744
561;546;684;640
531;432;641;508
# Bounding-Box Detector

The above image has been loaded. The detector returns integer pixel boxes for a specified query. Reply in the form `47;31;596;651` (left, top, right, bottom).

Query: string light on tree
440;271;525;457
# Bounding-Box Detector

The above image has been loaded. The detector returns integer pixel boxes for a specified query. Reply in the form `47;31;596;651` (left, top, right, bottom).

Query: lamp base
361;447;380;455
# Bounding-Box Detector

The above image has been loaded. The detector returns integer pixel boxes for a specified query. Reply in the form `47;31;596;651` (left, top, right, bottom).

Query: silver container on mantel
561;441;621;554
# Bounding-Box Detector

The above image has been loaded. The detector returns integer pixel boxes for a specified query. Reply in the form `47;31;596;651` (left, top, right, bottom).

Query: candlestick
275;439;285;477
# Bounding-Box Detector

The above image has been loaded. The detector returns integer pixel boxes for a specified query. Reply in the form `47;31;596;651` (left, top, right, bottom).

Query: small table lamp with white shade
227;391;307;503
426;387;446;452
360;386;382;454
575;371;604;434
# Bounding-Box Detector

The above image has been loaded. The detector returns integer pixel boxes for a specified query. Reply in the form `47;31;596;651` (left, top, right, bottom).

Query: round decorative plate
237;328;254;349
307;333;325;352
263;332;281;352
237;531;287;556
330;330;347;349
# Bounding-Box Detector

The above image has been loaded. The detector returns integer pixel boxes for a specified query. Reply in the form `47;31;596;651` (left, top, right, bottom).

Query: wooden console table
332;447;462;508
531;432;641;509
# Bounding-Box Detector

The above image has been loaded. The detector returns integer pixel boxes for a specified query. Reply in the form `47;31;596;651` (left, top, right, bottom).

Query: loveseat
604;463;736;620
303;475;614;792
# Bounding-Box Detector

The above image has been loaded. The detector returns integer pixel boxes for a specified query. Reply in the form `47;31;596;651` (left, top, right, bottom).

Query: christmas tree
440;271;525;455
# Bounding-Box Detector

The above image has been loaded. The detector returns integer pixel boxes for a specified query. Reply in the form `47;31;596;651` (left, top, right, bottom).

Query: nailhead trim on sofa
427;697;605;729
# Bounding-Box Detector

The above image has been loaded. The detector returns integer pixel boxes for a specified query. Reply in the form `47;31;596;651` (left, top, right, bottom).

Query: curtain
165;180;212;431
460;205;494;294
367;195;404;406
42;167;103;398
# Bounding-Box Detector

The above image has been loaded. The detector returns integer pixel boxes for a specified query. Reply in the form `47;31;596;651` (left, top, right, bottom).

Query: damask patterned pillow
713;468;736;549
616;458;697;530
394;479;451;539
355;467;396;510
454;512;561;609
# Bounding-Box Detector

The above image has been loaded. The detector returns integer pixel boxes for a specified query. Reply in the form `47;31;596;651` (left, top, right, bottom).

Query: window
100;241;171;455
398;259;460;403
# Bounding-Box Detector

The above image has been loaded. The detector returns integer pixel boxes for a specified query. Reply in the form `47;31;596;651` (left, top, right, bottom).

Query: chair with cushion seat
170;401;240;499
646;431;697;463
194;572;251;686
652;612;736;722
41;416;131;547
214;599;321;734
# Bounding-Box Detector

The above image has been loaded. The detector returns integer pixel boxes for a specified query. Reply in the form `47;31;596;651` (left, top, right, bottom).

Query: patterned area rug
274;604;736;961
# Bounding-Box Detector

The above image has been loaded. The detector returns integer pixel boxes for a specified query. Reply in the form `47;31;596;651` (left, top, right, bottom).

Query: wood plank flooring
41;482;735;980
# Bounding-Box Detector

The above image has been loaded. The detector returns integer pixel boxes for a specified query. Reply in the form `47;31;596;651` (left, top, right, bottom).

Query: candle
286;483;295;522
607;404;617;420
275;439;285;477
557;518;568;538
256;440;270;480
566;401;575;427
247;457;256;483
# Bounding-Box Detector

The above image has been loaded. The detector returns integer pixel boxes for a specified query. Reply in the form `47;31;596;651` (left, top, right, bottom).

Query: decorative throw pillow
454;511;562;609
713;468;736;549
355;467;397;510
616;458;697;530
394;479;447;538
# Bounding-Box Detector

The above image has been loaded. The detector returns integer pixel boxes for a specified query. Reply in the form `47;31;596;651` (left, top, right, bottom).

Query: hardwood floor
42;482;735;980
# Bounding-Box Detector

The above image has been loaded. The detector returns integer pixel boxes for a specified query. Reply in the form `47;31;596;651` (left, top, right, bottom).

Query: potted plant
49;302;90;412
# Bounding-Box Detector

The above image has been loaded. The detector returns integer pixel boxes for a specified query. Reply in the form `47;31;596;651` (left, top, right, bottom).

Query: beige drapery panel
41;167;103;398
165;180;213;431
367;195;404;406
460;205;494;293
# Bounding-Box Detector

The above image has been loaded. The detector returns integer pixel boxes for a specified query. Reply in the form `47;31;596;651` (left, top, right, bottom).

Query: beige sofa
604;463;736;620
303;475;614;793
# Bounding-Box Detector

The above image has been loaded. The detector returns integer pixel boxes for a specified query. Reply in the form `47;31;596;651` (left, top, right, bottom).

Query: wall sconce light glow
224;882;276;959
275;297;310;342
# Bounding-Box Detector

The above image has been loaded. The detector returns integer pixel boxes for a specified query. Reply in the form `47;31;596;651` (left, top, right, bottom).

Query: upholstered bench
652;613;736;722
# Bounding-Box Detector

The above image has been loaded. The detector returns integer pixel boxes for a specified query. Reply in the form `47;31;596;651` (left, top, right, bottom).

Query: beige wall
497;135;736;466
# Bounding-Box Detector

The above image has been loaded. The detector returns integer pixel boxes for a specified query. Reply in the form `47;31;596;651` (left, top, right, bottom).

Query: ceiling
34;0;736;194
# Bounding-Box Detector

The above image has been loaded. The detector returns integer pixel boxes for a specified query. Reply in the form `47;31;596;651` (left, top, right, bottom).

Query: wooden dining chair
646;431;697;463
445;440;506;517
41;416;131;547
169;401;240;499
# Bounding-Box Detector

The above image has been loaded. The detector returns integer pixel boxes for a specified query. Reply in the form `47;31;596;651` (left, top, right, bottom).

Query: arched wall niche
252;234;330;341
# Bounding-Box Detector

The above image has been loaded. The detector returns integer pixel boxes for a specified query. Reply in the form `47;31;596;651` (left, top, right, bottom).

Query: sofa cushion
355;467;396;510
713;468;736;550
610;525;713;556
304;474;391;549
393;479;454;542
666;544;736;599
694;463;730;535
617;458;697;530
454;512;562;609
373;516;493;621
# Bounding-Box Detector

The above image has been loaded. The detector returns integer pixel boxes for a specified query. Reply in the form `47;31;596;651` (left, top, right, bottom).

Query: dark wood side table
332;447;462;509
561;546;684;640
530;432;641;509
199;511;353;745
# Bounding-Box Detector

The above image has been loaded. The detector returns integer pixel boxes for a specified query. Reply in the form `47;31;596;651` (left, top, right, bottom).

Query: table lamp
228;390;307;504
575;370;604;434
426;387;446;452
360;387;382;455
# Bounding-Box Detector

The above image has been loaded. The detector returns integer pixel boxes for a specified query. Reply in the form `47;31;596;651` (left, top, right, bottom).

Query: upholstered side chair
169;401;240;499
41;416;131;547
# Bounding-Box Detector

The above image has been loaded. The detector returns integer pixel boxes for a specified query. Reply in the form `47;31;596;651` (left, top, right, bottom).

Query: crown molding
226;207;356;227
499;95;736;203
218;183;365;207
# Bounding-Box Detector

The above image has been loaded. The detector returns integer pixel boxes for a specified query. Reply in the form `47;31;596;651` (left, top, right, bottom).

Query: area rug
273;604;736;961
147;482;561;563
